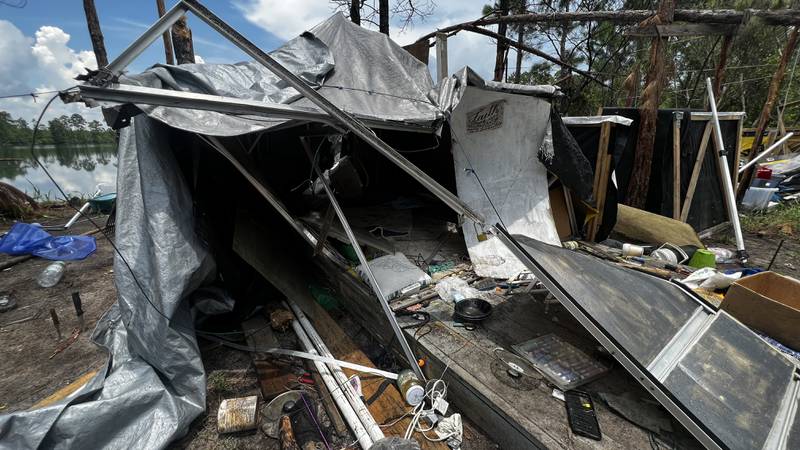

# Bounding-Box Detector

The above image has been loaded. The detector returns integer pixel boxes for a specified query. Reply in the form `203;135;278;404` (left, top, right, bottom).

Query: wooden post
712;34;733;101
738;26;799;198
171;15;196;64
82;0;108;68
589;122;612;240
680;121;713;222
626;0;676;208
493;0;510;82
672;112;682;219
156;0;175;65
435;33;448;83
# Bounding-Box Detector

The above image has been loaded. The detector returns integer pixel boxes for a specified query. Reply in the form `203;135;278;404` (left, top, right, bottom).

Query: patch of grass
741;201;800;236
207;371;231;392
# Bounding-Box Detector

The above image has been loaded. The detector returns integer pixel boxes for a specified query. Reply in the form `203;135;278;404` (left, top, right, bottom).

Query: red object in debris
756;167;773;180
298;374;315;385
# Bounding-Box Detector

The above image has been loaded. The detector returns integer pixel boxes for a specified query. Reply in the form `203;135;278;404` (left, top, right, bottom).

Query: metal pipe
286;301;380;448
287;306;374;449
104;2;189;77
300;138;425;381
706;77;747;261
738;132;794;174
179;0;484;224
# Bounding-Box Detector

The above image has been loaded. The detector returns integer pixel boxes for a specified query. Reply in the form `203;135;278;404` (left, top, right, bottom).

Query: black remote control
564;390;602;441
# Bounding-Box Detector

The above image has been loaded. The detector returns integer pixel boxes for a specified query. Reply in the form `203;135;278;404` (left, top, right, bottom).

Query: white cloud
233;0;498;80
0;20;102;122
234;0;335;41
194;54;205;64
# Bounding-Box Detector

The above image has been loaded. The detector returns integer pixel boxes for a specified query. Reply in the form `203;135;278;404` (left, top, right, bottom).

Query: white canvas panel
450;86;561;279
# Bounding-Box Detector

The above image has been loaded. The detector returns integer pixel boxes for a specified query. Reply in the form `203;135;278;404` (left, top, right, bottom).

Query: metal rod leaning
705;77;747;261
300;137;425;381
738;132;794;174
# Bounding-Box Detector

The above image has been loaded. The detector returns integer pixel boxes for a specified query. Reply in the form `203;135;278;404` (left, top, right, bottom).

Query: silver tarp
0;117;215;449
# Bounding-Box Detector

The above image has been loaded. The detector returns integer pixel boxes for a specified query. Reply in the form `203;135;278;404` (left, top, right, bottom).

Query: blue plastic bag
0;222;97;260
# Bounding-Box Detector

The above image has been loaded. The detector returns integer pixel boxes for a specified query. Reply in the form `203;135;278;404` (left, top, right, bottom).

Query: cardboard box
721;271;800;351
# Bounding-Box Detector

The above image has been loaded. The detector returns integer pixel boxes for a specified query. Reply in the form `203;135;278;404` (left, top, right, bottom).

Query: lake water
0;145;117;200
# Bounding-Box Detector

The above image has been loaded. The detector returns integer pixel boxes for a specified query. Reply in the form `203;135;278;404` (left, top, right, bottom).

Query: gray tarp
0;117;215;449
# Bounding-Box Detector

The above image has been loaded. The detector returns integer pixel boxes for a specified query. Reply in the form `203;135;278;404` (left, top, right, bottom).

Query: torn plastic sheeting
561;115;633;126
0;116;216;449
0;222;96;260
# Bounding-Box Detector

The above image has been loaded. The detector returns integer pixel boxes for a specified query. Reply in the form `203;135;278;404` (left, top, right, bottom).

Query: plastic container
396;369;425;406
741;187;778;211
688;249;716;269
37;261;66;288
513;334;609;390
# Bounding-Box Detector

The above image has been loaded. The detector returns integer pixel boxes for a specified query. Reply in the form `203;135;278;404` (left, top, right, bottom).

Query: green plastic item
309;284;339;311
688;249;716;269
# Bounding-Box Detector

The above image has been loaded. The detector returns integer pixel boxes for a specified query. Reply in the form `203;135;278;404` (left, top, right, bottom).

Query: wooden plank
589;122;612;241
672;113;682;219
232;212;446;450
680;121;713;222
734;117;743;192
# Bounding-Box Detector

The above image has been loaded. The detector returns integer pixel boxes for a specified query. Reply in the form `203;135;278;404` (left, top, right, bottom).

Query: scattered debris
217;395;259;434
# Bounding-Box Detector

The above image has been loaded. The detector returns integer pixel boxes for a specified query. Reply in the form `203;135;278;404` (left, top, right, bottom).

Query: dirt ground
706;230;800;280
0;207;117;413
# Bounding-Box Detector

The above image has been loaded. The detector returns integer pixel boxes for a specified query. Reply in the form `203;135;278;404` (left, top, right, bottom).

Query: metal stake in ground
300;137;425;381
50;308;62;341
72;292;85;332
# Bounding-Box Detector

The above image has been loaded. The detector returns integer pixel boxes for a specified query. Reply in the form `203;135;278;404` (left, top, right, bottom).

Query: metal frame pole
738;132;794;174
104;2;189;77
300;137;425;381
705;77;747;261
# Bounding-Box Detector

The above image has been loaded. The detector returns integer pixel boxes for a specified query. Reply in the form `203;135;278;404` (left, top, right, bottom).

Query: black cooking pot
454;298;493;323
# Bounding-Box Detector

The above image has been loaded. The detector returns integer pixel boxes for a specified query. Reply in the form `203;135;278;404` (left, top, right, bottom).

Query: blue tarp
0;222;96;260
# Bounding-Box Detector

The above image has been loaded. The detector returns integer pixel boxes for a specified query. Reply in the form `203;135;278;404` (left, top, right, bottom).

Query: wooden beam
712;35;734;100
589;122;612;241
625;23;738;37
672;112;682;219
82;0;109;68
680;122;713;222
435;32;448;83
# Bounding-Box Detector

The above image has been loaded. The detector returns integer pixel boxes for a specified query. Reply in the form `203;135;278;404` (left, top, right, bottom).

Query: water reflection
0;144;117;199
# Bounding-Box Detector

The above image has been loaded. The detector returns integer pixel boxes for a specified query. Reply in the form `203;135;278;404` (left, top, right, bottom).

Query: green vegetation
0;111;116;147
489;0;800;123
741;202;800;235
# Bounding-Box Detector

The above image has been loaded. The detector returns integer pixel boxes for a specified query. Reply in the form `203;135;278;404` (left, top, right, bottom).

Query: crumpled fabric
435;413;463;449
0;222;96;260
681;267;742;290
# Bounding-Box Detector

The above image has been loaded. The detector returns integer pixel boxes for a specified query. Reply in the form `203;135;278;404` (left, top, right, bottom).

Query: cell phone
564;390;602;441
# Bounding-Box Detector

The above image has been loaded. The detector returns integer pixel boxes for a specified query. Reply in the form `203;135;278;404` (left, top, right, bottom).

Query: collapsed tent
4;2;797;449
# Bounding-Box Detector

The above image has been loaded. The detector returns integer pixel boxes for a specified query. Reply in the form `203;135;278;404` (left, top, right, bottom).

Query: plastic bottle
38;261;66;288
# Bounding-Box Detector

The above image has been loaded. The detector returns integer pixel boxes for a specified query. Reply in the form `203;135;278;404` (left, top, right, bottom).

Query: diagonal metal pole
179;0;484;225
300;137;425;380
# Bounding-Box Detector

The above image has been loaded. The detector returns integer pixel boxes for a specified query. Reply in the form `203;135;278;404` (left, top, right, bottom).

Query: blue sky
0;1;500;121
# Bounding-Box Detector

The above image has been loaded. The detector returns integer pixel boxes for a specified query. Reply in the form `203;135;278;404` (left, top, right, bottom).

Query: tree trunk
350;0;361;25
156;0;175;65
82;0;108;68
379;0;389;35
712;34;733;101
514;25;524;82
171;16;195;65
626;0;676;208
493;0;510;82
737;26;800;198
